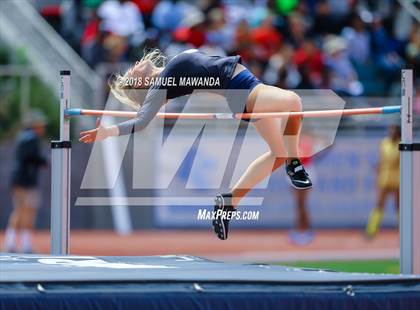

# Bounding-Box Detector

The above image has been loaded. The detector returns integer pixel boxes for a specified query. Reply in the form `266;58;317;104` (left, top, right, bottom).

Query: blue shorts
226;69;261;121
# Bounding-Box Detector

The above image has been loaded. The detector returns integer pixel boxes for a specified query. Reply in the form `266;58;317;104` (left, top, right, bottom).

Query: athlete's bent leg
230;118;287;208
246;85;312;189
212;118;285;240
247;84;302;159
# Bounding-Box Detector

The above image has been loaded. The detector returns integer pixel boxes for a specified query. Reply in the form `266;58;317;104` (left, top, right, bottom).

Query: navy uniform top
118;50;241;135
10;128;47;188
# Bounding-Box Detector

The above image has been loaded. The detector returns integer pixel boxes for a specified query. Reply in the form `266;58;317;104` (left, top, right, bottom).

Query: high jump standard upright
50;70;71;255
399;69;419;274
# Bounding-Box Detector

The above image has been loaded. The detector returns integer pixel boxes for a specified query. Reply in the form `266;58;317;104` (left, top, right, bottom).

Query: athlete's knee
284;90;302;112
287;91;302;111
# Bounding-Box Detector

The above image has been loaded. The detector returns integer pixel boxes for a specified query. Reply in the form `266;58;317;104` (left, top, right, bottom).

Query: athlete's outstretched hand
79;118;119;143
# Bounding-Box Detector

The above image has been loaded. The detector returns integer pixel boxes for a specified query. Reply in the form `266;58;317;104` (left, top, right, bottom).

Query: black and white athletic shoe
286;158;313;189
212;193;235;240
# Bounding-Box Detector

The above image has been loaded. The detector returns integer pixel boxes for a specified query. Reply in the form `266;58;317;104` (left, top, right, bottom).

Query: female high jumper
79;49;312;240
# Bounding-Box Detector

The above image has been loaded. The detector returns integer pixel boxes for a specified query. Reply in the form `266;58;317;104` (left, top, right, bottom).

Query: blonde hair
109;49;167;110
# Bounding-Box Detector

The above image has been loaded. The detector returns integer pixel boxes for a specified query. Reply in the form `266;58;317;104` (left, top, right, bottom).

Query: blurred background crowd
40;0;419;97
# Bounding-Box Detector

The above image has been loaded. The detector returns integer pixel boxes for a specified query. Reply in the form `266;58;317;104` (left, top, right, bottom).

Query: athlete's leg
4;187;25;252
246;84;302;159
230;118;287;207
246;84;311;189
366;188;389;238
294;188;310;231
212;85;305;239
4;208;21;252
20;206;36;253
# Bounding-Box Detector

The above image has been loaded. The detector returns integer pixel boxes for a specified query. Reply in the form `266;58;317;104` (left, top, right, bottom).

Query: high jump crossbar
64;106;401;120
51;70;419;275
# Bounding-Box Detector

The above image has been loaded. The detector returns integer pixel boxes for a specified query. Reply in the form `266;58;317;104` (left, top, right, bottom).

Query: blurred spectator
392;3;414;43
202;8;232;54
265;44;301;89
181;10;207;48
223;1;254;28
287;13;307;47
251;15;283;61
323;35;363;96
312;0;338;35
326;0;352;30
247;3;271;29
99;0;145;44
247;60;264;80
165;28;195;57
415;79;420;115
131;0;157;28
358;0;392;18
341;14;370;65
232;19;253;62
41;3;63;35
35;0;415;94
371;15;404;90
60;0;85;51
365;125;400;239
405;25;420;72
262;44;297;88
3;110;48;253
151;0;187;32
293;38;324;88
154;1;206;48
288;135;315;246
81;9;106;67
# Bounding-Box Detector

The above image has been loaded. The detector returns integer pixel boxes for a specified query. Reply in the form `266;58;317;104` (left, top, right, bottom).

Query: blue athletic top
118;50;241;135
